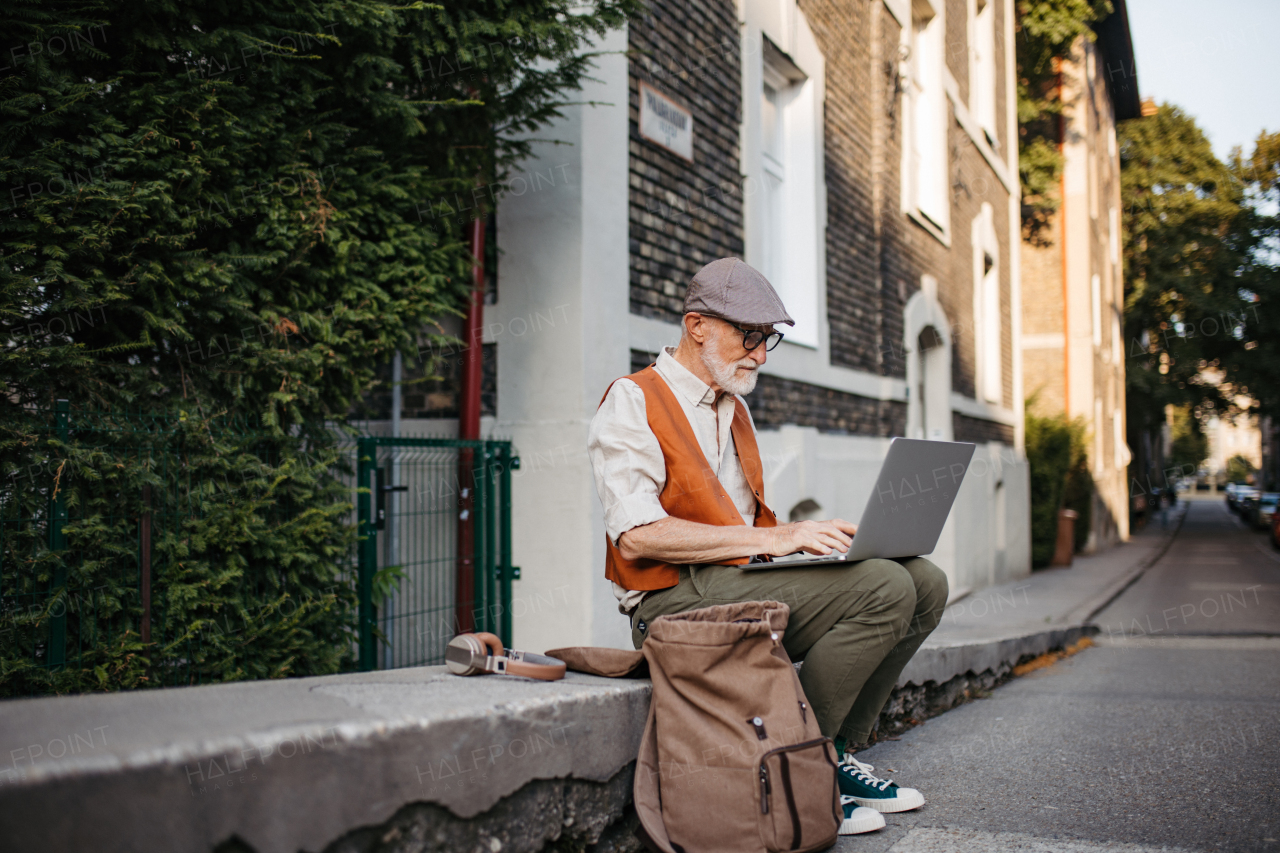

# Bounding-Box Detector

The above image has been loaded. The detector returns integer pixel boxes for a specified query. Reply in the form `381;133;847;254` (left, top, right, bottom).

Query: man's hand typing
766;519;858;557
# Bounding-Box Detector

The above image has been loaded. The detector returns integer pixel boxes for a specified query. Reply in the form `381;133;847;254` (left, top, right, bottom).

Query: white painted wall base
755;428;1031;605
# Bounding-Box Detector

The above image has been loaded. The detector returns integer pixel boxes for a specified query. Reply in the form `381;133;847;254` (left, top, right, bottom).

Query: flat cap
683;258;795;327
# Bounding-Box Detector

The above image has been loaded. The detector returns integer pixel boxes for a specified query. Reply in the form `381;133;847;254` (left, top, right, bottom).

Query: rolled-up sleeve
587;380;669;545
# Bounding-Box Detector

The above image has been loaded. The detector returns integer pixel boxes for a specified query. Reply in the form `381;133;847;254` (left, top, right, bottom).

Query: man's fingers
816;525;852;549
828;518;858;536
798;530;847;555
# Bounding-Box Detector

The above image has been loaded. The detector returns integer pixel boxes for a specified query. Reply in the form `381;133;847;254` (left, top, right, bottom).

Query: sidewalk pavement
896;501;1188;688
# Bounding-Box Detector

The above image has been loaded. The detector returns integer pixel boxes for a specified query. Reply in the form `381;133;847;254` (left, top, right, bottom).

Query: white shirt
587;347;760;612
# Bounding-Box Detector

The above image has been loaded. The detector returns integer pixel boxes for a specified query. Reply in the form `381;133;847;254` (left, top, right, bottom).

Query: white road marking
888;827;1197;853
1188;582;1280;592
1095;635;1280;650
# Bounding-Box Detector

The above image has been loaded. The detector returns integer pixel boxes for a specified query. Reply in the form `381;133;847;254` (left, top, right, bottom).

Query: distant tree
1226;130;1280;417
1168;405;1208;475
1225;454;1255;485
1015;0;1112;238
1120;104;1255;463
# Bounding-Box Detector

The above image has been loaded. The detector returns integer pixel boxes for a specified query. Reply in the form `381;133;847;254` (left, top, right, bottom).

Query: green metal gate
355;437;518;671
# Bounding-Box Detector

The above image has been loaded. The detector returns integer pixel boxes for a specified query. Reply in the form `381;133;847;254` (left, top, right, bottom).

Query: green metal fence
355;437;518;671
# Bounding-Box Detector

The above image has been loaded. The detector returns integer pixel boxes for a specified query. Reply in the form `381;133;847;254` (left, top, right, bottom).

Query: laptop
747;438;976;568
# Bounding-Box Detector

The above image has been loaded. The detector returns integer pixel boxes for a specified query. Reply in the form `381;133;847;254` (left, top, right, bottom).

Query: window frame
971;203;1002;405
902;0;950;244
968;0;998;144
741;24;826;350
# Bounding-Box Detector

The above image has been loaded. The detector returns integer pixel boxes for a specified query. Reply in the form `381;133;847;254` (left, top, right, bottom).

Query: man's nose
749;345;767;365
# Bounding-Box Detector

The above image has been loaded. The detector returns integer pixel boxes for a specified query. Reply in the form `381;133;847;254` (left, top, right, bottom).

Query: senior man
587;258;948;835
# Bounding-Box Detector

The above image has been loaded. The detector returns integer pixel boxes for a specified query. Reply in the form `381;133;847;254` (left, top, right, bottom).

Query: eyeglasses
728;322;785;352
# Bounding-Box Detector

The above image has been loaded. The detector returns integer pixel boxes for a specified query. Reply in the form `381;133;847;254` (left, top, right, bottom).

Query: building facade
1020;2;1140;552
396;0;1032;651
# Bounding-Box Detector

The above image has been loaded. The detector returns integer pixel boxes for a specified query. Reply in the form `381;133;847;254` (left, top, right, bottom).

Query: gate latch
375;466;409;530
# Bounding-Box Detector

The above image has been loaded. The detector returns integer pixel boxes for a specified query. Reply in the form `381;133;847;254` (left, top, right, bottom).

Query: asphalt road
837;498;1280;853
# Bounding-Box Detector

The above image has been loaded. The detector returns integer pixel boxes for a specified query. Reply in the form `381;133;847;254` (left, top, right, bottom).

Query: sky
1125;0;1280;162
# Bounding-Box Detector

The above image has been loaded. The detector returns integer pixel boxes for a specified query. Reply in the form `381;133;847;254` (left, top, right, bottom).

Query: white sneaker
839;796;887;834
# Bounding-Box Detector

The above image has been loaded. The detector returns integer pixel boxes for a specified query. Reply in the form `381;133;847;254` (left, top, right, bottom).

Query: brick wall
629;350;906;436
628;0;744;322
953;411;1014;445
624;0;1016;442
797;0;893;377
745;375;907;435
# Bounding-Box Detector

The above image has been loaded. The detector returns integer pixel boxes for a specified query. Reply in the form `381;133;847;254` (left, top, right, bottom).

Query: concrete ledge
3;516;1183;852
896;625;1097;689
0;667;650;853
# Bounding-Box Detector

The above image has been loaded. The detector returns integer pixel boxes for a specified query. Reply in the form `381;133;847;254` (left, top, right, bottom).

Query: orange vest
600;366;778;591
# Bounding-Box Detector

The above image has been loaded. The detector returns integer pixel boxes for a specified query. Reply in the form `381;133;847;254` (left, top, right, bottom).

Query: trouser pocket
758;738;840;852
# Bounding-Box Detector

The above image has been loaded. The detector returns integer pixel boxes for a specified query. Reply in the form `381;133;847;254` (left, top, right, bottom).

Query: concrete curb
894;624;1097;689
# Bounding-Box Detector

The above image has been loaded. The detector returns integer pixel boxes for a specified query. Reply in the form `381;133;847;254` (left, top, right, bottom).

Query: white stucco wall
754;428;1031;605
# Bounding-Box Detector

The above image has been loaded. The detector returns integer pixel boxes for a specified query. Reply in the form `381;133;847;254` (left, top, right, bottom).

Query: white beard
701;330;759;397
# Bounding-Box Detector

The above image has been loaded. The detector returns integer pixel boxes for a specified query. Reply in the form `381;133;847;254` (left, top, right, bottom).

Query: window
1109;206;1119;267
1113;410;1125;470
1091;273;1102;349
972;204;1002;404
745;34;822;347
1094;397;1104;474
760;61;787;294
905;0;948;235
969;0;997;142
918;325;948;440
1111;307;1122;363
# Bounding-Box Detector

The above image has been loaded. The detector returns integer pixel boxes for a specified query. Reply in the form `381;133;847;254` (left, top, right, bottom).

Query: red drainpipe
455;216;485;634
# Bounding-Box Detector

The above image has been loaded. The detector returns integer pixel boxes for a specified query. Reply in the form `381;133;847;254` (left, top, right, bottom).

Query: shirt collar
655;347;718;407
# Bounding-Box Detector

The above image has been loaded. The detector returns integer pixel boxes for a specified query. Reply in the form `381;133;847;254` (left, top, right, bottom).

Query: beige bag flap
545;646;649;678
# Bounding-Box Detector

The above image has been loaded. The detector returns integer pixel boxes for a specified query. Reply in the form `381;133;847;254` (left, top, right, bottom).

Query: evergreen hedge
0;0;633;695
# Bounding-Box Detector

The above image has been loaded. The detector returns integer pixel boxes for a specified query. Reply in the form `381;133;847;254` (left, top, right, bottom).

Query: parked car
1253;493;1280;530
1226;482;1241;509
1234;486;1259;515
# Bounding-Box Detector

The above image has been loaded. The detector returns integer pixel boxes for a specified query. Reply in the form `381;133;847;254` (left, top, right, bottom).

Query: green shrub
1025;409;1092;567
0;0;634;695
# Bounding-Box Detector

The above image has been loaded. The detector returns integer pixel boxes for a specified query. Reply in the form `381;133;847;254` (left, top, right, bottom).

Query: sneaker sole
838;810;886;835
851;788;925;813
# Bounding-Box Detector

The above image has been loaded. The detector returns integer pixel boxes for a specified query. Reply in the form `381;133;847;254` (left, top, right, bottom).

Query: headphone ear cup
445;633;488;675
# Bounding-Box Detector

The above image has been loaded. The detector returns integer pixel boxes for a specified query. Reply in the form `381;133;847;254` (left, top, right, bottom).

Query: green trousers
631;557;948;744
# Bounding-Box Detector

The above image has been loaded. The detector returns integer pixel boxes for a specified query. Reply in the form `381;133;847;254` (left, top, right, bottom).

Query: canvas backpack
554;599;840;853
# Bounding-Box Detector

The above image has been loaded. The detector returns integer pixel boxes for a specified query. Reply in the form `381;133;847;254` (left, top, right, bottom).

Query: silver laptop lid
766;438;975;568
844;438;975;561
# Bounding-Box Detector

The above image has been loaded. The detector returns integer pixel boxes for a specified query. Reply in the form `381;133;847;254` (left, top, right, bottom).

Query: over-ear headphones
445;632;567;681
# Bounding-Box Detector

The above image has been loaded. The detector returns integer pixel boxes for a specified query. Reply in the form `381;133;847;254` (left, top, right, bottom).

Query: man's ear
684;313;710;345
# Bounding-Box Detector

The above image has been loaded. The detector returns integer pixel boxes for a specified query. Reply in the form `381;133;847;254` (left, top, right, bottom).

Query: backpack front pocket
757;738;840;853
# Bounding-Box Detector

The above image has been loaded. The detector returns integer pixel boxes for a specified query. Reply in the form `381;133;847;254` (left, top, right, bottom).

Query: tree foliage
1225;130;1280;418
0;0;634;695
1120;104;1259;446
1167;404;1208;474
1225;453;1255;484
1015;0;1112;237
